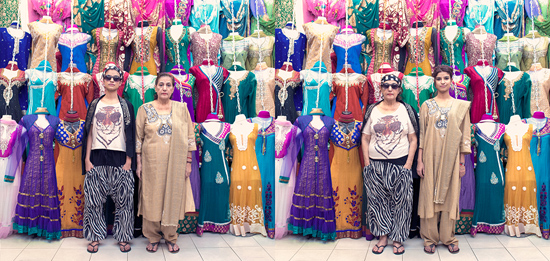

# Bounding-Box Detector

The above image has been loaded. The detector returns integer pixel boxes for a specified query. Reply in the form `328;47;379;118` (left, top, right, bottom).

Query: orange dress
229;124;267;236
503;124;542;237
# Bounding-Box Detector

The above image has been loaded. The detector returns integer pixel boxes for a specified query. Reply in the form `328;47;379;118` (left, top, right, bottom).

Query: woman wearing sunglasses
417;65;471;254
82;63;137;253
361;74;418;255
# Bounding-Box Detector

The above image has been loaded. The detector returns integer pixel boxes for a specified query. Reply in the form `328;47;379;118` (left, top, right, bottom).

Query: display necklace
279;0;297;112
39;0;53;111
138;0;146;103
4;3;22;114
173;0;185;103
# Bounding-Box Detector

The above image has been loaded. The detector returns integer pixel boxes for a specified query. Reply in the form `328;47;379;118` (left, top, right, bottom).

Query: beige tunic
136;101;197;225
418;99;471;220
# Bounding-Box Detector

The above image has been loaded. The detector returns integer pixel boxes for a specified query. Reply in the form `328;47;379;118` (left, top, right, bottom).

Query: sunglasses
104;75;122;82
381;83;401;90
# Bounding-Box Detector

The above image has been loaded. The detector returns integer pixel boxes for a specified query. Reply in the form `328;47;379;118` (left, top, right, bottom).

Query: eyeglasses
381;83;401;90
104;75;122;82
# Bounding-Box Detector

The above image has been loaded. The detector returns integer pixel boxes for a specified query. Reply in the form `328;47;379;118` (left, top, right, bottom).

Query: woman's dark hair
432;65;454;79
154;72;176;100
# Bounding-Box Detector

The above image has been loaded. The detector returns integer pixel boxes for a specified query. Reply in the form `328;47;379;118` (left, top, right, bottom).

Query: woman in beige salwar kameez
417;66;471;255
136;73;197;253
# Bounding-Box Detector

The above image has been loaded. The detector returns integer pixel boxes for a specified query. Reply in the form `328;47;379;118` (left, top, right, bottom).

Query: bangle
460;162;465;166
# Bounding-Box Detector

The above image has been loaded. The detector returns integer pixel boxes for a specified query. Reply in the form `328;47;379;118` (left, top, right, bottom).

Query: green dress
165;26;191;72
495;38;523;70
221;38;249;70
0;0;20;27
250;0;276;36
274;0;296;29
351;0;380;35
496;67;532;124
124;68;157;116
221;66;257;123
440;27;466;72
402;69;435;112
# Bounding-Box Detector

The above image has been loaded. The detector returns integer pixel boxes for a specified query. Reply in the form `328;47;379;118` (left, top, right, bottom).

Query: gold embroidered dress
28;22;63;72
303;22;339;73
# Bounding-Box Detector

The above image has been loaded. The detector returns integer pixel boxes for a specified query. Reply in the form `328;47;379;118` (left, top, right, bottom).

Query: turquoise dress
440;27;466;72
196;122;231;235
471;123;506;236
251;117;276;238
524;117;550;239
496;67;532;124
165;26;191;72
465;0;496;34
25;61;57;116
300;62;332;117
190;0;220;33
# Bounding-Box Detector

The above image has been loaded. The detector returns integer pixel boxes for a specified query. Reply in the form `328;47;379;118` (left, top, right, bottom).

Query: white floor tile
327;249;367;261
496;235;536;248
334;238;370;249
401;238;426;249
197;247;240;261
191;233;230;248
255;235;307;250
89;248;127;261
52;248;91;261
25;238;63;249
0;235;32;249
402;248;439;261
436;246;477;261
363;247;404;261
528;235;550;247
0;248;23;261
506;247;547;260
14;249;58;261
127;244;165;261
264;249;299;261
221;234;261;247
164;248;203;261
537;246;550;259
300;239;337;250
471;248;514;261
465;234;504;249
59;237;89;249
232;246;274;260
290;249;332;261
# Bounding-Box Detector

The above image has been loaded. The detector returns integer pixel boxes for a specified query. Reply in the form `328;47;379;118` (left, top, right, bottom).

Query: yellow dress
129;26;159;75
229;123;267;236
404;27;433;76
503;124;542;237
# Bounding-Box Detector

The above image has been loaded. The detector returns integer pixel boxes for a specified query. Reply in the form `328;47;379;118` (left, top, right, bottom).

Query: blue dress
58;32;91;73
333;33;365;74
25;61;58;116
300;62;332;117
219;0;248;38
494;0;523;38
274;29;307;71
0;28;32;70
524;117;550;239
250;117;276;238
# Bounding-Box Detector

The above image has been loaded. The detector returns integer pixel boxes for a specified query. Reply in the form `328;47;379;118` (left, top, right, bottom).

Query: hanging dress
164;0;194;26
303;0;346;28
56;71;94;120
91;28;125;74
439;0;468;27
503;124;542;237
219;0;248;38
450;74;471;101
465;33;497;67
440;27;466;72
524;117;550;239
123;70;157;116
165;26;192;72
274;68;300;123
129;26;162;75
103;0;135;48
404;27;434;76
402;72;435;112
521;37;550;71
190;65;230;123
301;63;333;117
190;0;221;33
0;28;32;70
333;33;365;74
494;0;523;38
190;32;223;66
274;28;307;71
528;68;550;115
289;115;336;241
58;32;91;73
250;0;276;36
27;22;63;72
465;0;496;34
495;39;523;70
331;72;368;121
274;122;301;239
246;36;275;71
74;0;105;36
0;122;26;239
273;0;298;29
13;115;61;240
26;61;58;116
55;120;85;238
365;29;397;75
496;69;532;124
0;69;25;122
171;72;196;122
464;66;504;123
349;0;380;35
330;120;362;239
303;23;339;73
221;38;249;70
253;68;276;115
470;123;506;236
196;122;231;235
228;123;267;236
221;67;257;124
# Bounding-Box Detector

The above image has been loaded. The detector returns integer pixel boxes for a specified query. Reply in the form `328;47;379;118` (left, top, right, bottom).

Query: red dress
189;64;229;123
56;68;94;120
464;66;504;123
331;69;368;121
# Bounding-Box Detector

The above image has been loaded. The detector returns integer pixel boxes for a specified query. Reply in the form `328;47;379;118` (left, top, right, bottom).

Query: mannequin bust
1;115;12;121
278;62;294;80
34;108;50;129
232;114;255;150
198;25;214;41
102;21;118;39
309;108;324;129
477;113;498;134
170;19;185;41
63;110;80;133
506;114;529;136
530;111;547;130
3;61;19;80
276;115;287;121
337;111;354;134
203;113;223;134
377;22;393;39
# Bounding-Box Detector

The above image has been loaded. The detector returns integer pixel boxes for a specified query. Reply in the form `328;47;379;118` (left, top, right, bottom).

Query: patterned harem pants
83;166;134;242
363;158;413;242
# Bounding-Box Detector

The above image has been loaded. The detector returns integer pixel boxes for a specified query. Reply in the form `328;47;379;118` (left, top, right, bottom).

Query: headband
381;74;402;86
102;62;124;78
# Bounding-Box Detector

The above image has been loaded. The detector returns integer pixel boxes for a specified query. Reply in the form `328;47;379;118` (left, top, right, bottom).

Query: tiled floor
0;232;549;261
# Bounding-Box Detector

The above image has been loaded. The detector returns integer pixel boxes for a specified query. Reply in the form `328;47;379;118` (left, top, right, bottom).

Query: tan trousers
143;218;178;244
420;211;458;246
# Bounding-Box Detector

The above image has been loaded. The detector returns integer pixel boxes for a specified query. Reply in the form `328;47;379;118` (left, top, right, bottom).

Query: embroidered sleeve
135;106;146;154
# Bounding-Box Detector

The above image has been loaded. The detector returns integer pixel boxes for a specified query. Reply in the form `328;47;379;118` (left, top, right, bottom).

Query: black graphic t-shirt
91;100;126;152
363;103;415;159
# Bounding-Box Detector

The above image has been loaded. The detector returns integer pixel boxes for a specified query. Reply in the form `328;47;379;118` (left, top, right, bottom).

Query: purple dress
13;115;61;240
289;115;336;240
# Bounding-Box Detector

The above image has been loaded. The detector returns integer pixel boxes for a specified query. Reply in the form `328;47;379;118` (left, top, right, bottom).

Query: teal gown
26;61;57;116
196;122;231;235
300;62;332;117
496;66;532;124
440;27;466;72
165;26;191;72
221;66;257;123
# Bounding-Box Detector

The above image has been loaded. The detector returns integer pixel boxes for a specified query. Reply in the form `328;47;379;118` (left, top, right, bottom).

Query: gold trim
290;215;334;222
19;192;59;198
15;214;59;221
293;193;333;199
17;203;59;210
292;204;334;211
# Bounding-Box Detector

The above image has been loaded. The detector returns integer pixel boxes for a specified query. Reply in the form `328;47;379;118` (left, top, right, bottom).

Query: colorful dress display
450;74;471;100
496;69;532;124
0;68;25;122
26;61;58;116
439;0;468;27
73;0;105;36
189;64;229;123
440;27;467;72
330;120;362;239
379;0;409;48
55;120;85;238
521;37;550;71
28;22;63;72
172;71;197;122
333;33;365;74
404;27;435;76
253;68;276;115
190;0;220;33
465;33;497;67
503;124;542;237
495;39;523;70
228;123;267;236
190;32;223;66
0;28;32;70
56;70;94;120
219;0;248;38
331;72;368;121
471;123;506;236
465;0;496;34
221;38;249;70
197;122;231;235
91;28;125;74
365;29;397;75
13;115;61;240
528;69;550;115
405;0;440;27
494;0;524;38
303;23;339;73
273;0;297;29
129;26;162;75
402;70;435;112
301;63;332;117
289;115;336;241
251;117;276;238
464;66;504;123
274;66;300;123
302;0;346;27
124;69;157;116
104;0;135;48
29;0;71;27
246;36;275;71
524;117;550;239
274;121;301;239
0;0;20;27
274;28;307;71
221;67;257;123
165;26;192;72
58;31;91;73
0;122;26;239
349;0;380;35
165;0;194;26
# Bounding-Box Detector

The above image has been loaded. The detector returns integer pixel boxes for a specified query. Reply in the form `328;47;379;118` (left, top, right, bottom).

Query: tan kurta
418;99;471;220
253;68;276;116
136;101;197;226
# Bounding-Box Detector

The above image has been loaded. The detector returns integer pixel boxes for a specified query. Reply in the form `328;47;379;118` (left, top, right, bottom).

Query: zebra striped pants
364;159;413;243
83;166;135;242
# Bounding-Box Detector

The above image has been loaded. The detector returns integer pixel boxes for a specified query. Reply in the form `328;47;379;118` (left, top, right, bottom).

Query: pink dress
28;0;71;27
406;0;440;27
302;0;347;27
189;64;229;123
464;66;504;123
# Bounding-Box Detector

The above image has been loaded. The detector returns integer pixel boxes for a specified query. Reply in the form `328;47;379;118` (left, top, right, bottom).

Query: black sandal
424;244;436;254
447;243;460;254
118;242;131;253
393;243;405;255
146;242;160;253
87;241;99;254
166;241;180;254
372;244;387;254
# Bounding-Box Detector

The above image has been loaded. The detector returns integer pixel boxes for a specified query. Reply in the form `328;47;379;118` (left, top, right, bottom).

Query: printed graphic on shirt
372;115;403;157
95;105;123;147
